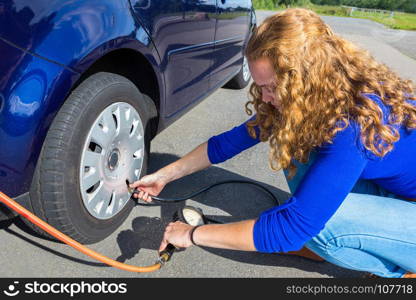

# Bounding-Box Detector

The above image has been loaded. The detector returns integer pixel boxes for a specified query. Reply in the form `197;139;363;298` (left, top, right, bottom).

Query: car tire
22;72;157;244
224;55;251;89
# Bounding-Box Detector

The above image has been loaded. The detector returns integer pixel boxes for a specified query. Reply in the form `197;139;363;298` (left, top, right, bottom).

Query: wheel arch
71;47;162;138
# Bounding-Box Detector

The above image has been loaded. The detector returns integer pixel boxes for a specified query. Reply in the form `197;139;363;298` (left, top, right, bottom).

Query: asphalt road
0;11;415;278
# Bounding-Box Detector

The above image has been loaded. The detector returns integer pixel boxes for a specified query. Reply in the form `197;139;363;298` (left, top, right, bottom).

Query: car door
210;0;251;89
130;0;217;118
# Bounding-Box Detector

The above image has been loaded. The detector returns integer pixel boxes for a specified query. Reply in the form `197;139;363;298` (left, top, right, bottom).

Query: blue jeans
284;152;416;278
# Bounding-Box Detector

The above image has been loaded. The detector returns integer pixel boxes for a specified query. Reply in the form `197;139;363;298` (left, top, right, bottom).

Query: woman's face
248;57;280;110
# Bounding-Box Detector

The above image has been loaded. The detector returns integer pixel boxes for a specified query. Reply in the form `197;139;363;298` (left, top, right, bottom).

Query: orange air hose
0;191;163;273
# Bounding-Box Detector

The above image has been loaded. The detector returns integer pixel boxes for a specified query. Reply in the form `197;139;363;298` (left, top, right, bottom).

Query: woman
130;8;416;278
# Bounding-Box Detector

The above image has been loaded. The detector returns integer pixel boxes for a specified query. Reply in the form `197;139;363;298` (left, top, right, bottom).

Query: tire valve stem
126;180;143;204
126;179;134;194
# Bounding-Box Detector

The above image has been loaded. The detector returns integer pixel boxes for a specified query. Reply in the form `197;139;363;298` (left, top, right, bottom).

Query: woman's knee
305;192;416;256
304;233;330;256
304;193;380;254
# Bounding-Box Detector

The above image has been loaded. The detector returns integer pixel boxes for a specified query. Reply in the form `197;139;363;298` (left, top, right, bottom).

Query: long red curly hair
245;8;416;179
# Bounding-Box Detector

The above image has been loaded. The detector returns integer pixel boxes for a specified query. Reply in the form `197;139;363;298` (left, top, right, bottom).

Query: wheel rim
79;102;144;220
242;56;251;82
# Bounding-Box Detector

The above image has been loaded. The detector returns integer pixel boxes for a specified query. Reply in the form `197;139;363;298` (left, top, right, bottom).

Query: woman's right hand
129;142;210;203
129;172;169;203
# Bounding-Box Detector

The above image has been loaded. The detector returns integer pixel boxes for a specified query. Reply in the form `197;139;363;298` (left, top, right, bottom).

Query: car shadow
116;152;365;278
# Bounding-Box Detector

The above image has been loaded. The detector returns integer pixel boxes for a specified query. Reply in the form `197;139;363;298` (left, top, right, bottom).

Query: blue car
0;0;256;243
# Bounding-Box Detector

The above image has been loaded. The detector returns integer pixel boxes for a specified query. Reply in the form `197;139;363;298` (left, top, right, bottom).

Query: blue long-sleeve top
207;94;416;253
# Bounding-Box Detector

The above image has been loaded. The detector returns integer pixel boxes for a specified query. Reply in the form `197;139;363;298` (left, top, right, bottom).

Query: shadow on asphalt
0;216;109;267
0;218;14;230
4;226;108;268
116;152;363;278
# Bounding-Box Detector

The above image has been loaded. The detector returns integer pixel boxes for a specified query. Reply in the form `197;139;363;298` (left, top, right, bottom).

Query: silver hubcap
242;56;251;82
79;102;144;220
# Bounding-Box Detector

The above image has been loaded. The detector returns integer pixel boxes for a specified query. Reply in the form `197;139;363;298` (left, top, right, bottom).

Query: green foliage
251;0;416;30
252;0;312;8
253;0;277;9
310;0;416;13
275;0;297;7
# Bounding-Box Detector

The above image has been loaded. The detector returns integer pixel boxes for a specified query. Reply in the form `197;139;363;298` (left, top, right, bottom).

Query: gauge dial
181;207;205;226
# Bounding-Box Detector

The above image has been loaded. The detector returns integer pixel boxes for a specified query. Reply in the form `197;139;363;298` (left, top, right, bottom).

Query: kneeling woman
131;8;416;278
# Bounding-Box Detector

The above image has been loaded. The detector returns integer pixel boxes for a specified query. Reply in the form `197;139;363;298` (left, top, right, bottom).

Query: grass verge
252;1;416;31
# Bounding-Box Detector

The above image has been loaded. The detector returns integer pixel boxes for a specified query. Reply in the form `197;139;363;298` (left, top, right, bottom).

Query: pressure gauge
174;206;206;226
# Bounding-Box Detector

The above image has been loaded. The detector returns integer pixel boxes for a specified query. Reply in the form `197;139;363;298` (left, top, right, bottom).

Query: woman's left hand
159;221;194;252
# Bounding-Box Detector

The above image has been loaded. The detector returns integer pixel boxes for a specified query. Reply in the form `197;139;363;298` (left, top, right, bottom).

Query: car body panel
0;37;77;198
210;0;251;89
0;0;253;208
130;0;217;117
1;0;135;69
0;0;162;200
